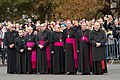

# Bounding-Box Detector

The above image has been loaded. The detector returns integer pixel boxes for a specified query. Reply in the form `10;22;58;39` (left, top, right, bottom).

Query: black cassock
15;36;26;74
50;31;65;74
76;29;91;74
36;30;50;74
25;34;37;73
63;27;77;74
89;29;108;74
4;30;18;73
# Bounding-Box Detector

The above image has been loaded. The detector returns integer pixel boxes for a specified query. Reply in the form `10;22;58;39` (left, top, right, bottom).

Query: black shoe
81;73;90;75
68;72;76;75
95;72;104;75
2;61;5;65
9;72;16;74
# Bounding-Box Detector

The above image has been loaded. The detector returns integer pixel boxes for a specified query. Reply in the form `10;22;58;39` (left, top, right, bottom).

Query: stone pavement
0;63;120;80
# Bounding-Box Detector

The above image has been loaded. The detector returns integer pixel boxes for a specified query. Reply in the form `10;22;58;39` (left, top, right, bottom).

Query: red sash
26;42;36;69
90;45;92;66
54;42;64;46
66;38;78;68
39;40;51;69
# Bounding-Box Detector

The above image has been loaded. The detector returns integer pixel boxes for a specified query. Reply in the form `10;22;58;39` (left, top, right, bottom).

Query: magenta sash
66;38;78;68
81;36;89;42
39;40;51;69
26;42;36;62
54;42;64;46
90;45;92;66
26;42;36;69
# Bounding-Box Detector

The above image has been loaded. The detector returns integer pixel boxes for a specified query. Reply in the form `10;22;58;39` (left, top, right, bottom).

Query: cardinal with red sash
63;20;78;74
49;24;65;74
25;27;37;74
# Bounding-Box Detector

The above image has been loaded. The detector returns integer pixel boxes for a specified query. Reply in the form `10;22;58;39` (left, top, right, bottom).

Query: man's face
75;21;79;26
81;23;87;30
94;22;100;30
19;30;24;37
55;27;60;32
9;25;15;31
28;29;33;34
28;19;32;23
114;20;119;26
41;26;46;31
66;23;72;28
37;26;41;31
98;19;103;24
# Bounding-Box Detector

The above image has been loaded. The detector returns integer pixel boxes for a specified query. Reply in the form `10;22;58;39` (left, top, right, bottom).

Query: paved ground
0;63;120;80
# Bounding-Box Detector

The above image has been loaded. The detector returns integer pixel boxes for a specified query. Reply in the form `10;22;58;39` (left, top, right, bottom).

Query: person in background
36;24;41;32
1;25;7;65
112;19;120;40
74;21;81;31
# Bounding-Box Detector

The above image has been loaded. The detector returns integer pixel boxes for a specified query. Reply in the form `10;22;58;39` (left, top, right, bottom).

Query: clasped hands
9;44;14;48
38;44;43;49
96;42;101;47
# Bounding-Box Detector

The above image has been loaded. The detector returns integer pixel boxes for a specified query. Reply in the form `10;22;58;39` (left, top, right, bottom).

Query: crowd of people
0;15;120;75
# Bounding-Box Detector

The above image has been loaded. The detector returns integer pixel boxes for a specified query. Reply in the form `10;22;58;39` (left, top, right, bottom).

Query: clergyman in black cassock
15;30;26;74
76;23;91;75
49;25;65;74
25;27;37;74
4;24;19;74
63;20;78;74
89;22;108;75
36;24;51;74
